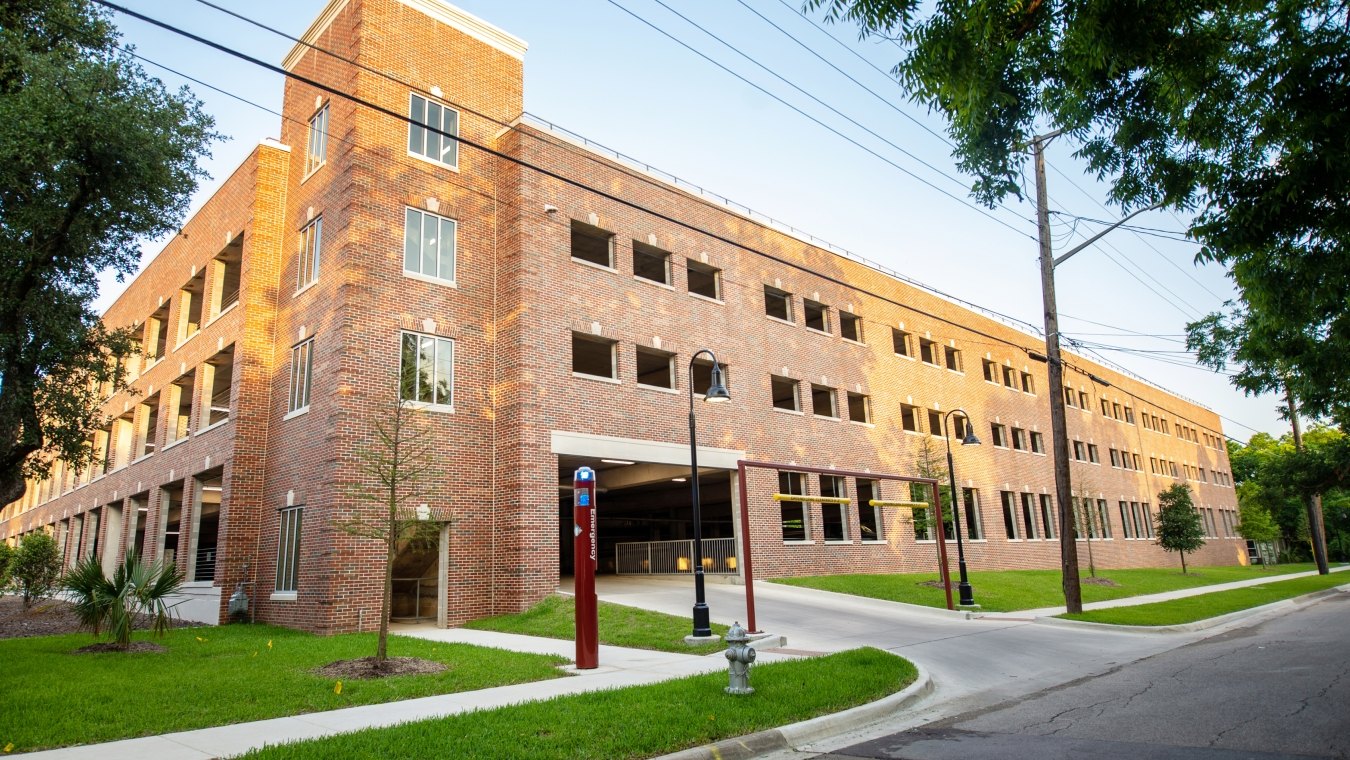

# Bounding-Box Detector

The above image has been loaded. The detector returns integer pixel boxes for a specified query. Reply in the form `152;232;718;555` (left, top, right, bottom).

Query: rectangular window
810;384;837;418
1140;503;1155;538
982;359;997;383
1040;494;1057;538
1109;448;1120;467
1113;402;1123;420
401;332;455;406
952;415;969;440
288;338;314;413
963;488;983;539
571;220;614;268
928;410;943;438
1021;493;1041;539
990;423;1008;448
820;475;847;542
944;345;962;371
571;333;616;381
178;270;205;343
1011;428;1026;451
803;299;829;333
1021;372;1035;394
839;312;862;342
764;285;793;322
166;370;196;445
1097;499;1112;538
779;471;807;541
846;392;870;423
297;216;322;291
1030;431;1045;454
1002;365;1017;388
632;241;671;285
691;358;729;396
408;92;458;167
771;375;800;411
1073;440;1086;461
1080;391;1090;409
686;259;721;299
1064;386;1078;408
204;344;235;427
1001;491;1020;539
1119;501;1134;539
210;242;242;319
892;328;912;357
305;104;328;175
900;404;920;432
635;347;675;389
857;479;882;541
919;338;938;365
1133;452;1142;470
1088;444;1100;464
145;305;169;365
275;506;303;594
404;207;457;283
136;392;160;459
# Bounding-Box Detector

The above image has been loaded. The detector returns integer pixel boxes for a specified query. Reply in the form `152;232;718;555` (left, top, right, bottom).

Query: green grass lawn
465;594;731;655
0;624;566;752
1061;572;1350;626
772;563;1327;612
239;647;916;760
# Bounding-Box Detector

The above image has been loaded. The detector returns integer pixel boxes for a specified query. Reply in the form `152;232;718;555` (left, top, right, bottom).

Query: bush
0;541;14;588
63;550;183;650
11;533;62;608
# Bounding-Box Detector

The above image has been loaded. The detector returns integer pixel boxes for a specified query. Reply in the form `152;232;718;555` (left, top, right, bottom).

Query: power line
604;0;1036;240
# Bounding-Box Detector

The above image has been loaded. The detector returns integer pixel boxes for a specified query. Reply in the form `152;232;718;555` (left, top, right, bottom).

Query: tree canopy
806;0;1350;422
1230;426;1349;561
0;0;215;505
1154;483;1205;573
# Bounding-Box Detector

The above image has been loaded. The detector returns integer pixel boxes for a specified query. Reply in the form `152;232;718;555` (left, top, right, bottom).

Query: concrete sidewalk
26;627;797;760
1000;564;1350;618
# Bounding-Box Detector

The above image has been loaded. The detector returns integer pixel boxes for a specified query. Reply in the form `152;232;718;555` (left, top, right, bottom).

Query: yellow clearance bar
770;493;852;504
867;500;930;509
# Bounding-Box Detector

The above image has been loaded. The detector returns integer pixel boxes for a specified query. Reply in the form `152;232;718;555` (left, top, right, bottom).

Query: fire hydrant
724;621;756;695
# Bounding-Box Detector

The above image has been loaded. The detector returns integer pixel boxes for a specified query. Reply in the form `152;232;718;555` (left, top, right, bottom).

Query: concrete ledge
1033;583;1350;634
650;658;933;760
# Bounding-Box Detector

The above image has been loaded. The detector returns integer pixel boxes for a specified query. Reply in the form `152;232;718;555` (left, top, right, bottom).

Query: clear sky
94;0;1286;442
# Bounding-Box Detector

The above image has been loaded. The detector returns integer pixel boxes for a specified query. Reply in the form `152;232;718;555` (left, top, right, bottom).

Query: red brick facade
1;0;1243;633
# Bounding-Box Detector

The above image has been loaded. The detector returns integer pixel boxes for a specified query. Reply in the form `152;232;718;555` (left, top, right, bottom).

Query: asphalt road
816;591;1350;760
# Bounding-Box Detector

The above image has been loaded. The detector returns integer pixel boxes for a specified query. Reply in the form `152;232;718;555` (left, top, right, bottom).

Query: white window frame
297;216;322;292
404;207;457;284
305;104;329;176
274;506;303;596
408;92;459;168
288;338;314;415
401;331;455;408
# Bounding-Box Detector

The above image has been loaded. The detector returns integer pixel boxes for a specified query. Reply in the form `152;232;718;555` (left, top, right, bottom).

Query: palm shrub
63;550;183;650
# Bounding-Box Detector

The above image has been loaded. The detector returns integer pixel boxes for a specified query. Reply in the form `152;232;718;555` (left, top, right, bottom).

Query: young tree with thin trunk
1155;483;1206;574
334;389;441;667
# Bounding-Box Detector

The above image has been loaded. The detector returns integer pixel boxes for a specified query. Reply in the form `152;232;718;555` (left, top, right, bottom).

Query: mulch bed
1082;576;1122;587
74;641;168;654
0;595;195;641
313;656;448;679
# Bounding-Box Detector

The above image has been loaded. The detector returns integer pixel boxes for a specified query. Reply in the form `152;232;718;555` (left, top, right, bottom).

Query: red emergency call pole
573;466;599;669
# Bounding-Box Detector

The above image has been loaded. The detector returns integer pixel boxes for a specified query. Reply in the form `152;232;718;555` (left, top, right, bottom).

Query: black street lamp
688;349;730;638
942;408;981;607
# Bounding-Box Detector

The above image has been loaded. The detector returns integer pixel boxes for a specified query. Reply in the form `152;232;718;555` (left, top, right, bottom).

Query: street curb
649;658;933;760
1032;582;1350;634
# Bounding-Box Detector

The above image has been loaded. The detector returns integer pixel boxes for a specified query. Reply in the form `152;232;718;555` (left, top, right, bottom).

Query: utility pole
1032;133;1082;613
1032;132;1163;614
1285;386;1330;575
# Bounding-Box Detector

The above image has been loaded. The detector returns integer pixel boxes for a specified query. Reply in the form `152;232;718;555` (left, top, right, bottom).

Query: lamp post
942;408;981;607
687;349;730;638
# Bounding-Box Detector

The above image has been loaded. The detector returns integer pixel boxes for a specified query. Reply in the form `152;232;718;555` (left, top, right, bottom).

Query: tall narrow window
408;93;459;167
288;338;314;414
297;216;322;291
1021;493;1041;539
204;345;235;427
1021;372;1035;394
178;270;205;343
900;404;921;432
210;240;242;318
1039;494;1057;538
136;392;160;459
1001;491;1020;539
857;479;882;541
779;471;807;541
165;370;196;445
404;207;457;283
275;506;303;594
963;488;983;539
1097;499;1112;538
691;358;730;396
820;475;847;542
305;104;328;175
145;304;169;365
401;332;455;406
